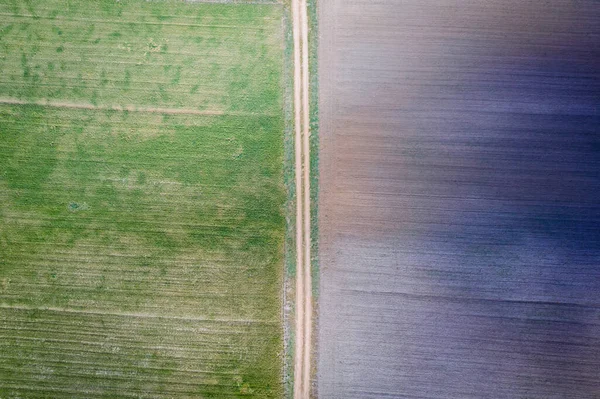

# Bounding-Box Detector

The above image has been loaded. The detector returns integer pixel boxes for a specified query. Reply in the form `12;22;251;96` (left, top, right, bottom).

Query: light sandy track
300;0;312;398
292;0;312;397
292;0;305;395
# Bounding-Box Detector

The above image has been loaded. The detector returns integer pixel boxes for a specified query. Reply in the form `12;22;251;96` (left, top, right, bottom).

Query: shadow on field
318;1;600;397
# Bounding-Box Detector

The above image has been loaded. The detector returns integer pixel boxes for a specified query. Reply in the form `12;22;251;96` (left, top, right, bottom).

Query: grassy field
0;0;286;397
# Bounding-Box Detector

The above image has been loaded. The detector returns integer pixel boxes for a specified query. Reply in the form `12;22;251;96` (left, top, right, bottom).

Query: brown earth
318;1;600;398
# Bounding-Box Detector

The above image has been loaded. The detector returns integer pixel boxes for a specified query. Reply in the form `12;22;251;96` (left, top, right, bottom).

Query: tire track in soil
292;0;311;397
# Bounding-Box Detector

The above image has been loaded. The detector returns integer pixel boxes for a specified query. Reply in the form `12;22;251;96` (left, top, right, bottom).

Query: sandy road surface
292;0;312;397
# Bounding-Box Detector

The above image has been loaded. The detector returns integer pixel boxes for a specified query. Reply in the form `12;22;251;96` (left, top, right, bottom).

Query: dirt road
292;0;312;397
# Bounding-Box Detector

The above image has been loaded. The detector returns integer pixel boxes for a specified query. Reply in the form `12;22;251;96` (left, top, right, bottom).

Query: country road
292;0;312;397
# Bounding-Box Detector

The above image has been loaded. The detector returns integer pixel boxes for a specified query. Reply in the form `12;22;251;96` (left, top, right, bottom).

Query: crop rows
0;0;285;397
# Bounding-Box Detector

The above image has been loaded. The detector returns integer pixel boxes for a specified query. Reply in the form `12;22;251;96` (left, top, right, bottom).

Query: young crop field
0;0;286;397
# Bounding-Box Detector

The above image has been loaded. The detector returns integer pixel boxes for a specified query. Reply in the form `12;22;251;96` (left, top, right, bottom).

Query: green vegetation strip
0;1;285;398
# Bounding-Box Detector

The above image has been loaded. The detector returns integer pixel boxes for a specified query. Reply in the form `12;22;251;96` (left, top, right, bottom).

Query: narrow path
292;0;305;395
292;0;312;397
300;0;312;398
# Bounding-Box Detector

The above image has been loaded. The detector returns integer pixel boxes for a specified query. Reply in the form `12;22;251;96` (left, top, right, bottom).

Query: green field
0;0;286;397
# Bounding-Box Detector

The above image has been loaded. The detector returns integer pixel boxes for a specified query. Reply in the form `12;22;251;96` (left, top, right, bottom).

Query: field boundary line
0;303;277;323
0;13;280;28
0;97;273;117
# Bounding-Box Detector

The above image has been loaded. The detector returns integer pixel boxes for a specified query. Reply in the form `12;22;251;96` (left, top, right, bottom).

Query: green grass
307;0;319;299
0;0;282;113
0;1;286;397
281;2;295;397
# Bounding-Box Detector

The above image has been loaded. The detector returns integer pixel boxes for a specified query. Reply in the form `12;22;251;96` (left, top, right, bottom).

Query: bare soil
317;1;600;398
